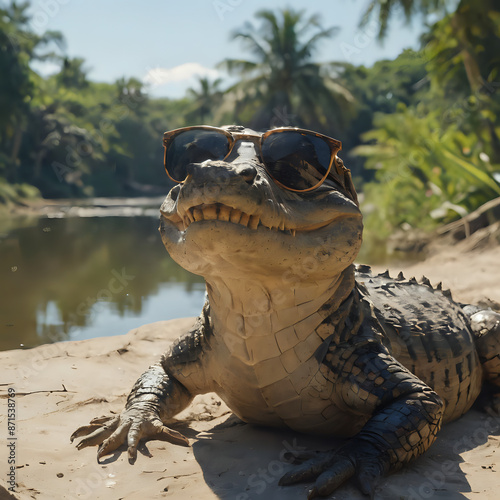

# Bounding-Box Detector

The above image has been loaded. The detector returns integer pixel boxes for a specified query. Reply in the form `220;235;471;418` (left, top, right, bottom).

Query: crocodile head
159;125;362;284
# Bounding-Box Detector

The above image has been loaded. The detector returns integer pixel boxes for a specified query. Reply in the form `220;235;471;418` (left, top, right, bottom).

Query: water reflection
0;217;205;351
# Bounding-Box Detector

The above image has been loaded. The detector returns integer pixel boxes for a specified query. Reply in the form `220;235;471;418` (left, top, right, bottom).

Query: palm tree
219;8;353;134
359;0;449;40
360;0;499;94
56;57;89;89
360;0;500;160
425;1;500;91
185;77;223;124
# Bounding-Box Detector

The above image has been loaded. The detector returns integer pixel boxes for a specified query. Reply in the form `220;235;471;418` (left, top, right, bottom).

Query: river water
0;212;205;351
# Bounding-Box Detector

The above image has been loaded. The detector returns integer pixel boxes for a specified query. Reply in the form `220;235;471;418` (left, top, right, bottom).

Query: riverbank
1;196;166;219
373;243;500;307
1;242;499;499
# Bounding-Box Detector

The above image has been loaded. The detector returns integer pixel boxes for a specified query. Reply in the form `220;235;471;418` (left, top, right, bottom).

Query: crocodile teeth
193;208;204;221
230;209;242;224
219;205;231;221
170;203;301;236
249;215;260;230
169;213;183;224
203;204;218;220
239;213;250;227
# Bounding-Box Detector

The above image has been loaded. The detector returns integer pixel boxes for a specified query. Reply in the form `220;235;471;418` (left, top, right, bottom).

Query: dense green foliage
0;1;186;200
354;0;500;238
1;0;499;237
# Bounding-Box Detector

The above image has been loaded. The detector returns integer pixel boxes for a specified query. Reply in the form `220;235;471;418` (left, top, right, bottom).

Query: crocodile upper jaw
161;201;345;237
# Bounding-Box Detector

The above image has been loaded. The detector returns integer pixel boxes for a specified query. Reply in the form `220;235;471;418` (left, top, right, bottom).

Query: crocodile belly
208;342;367;437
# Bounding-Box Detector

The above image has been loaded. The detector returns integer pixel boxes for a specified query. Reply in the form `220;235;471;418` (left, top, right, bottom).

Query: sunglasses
162;126;347;193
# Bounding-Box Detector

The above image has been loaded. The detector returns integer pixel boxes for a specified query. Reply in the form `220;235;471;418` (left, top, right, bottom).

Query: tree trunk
437;196;500;240
450;12;484;93
8;126;23;182
34;149;47;180
486;120;500;164
10;127;23;163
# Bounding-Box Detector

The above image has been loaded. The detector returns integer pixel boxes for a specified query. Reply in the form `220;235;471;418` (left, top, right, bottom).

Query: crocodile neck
204;265;357;365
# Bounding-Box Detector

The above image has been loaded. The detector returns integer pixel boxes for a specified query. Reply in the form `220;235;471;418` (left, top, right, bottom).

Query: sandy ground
1;245;499;500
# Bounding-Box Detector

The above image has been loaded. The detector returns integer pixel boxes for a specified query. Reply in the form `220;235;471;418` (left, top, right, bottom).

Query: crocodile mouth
161;203;339;236
162;203;295;236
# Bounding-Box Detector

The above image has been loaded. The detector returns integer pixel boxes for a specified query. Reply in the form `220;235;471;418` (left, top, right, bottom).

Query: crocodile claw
280;452;357;498
485;394;500;417
72;406;189;463
279;442;387;498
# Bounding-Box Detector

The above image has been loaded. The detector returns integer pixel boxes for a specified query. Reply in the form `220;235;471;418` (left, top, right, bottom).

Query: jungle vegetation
1;0;499;237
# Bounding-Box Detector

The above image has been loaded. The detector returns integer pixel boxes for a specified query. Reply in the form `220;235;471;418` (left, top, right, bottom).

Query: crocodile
72;125;500;498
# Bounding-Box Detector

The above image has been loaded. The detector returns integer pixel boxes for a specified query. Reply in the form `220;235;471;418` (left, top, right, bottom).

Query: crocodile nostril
169;185;180;201
237;165;257;184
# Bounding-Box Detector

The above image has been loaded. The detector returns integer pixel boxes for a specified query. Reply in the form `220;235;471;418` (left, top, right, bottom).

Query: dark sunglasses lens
165;130;230;181
261;132;332;190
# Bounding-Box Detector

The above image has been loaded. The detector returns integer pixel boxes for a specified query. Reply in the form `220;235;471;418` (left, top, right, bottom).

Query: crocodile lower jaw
162;203;336;236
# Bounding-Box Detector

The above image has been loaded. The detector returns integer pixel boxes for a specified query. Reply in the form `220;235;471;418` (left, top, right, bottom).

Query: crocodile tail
470;310;500;387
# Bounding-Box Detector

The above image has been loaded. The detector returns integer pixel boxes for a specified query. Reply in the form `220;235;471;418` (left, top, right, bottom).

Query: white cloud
143;62;220;88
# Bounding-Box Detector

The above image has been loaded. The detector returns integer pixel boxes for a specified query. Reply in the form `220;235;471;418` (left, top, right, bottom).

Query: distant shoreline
2;196;166;219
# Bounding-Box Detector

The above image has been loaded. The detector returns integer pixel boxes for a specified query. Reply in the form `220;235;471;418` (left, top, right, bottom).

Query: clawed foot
474;382;500;417
279;442;389;499
71;407;189;462
484;393;500;417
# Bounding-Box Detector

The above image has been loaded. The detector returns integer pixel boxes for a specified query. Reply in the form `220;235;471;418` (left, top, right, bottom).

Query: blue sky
27;0;425;98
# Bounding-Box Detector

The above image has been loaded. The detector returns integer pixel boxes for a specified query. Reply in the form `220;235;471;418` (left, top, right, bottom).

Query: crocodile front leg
71;363;193;461
280;341;444;498
72;307;213;461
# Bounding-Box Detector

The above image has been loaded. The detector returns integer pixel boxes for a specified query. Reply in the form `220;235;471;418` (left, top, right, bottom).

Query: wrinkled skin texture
72;126;500;498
